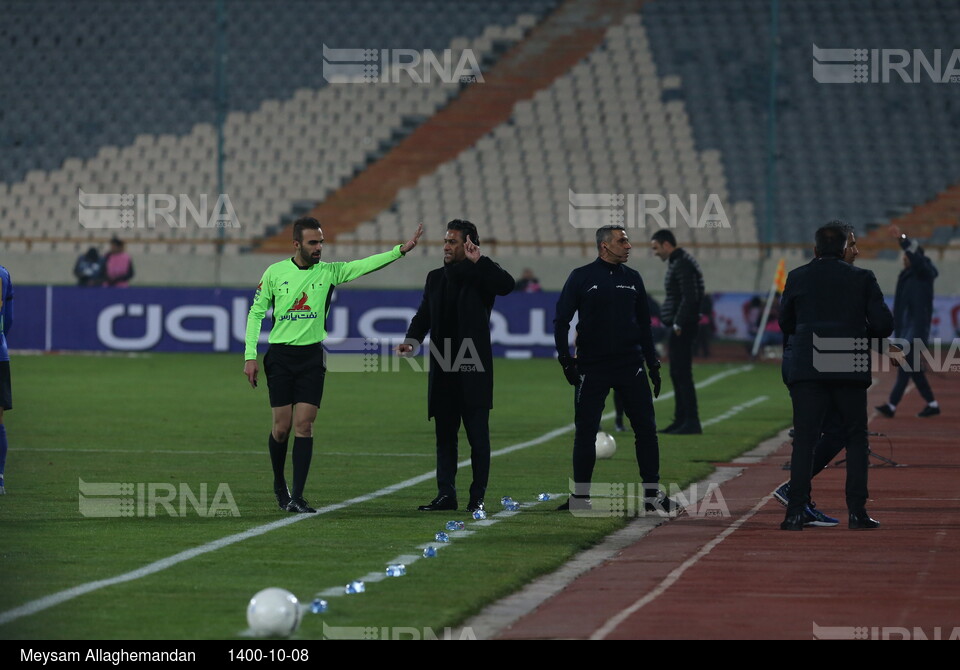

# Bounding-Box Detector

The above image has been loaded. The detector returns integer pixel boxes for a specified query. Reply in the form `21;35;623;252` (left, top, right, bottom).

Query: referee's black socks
291;436;314;500
268;433;288;491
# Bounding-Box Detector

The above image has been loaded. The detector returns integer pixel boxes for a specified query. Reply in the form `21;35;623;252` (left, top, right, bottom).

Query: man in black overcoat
779;223;893;530
399;220;515;513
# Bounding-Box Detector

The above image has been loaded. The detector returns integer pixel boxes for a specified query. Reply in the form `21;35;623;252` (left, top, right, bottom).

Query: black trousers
788;381;869;516
668;324;700;426
889;367;935;406
572;362;659;497
432;377;490;502
811;407;845;478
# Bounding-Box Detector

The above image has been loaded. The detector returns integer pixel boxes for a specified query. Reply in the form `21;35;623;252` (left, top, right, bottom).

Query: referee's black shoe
275;485;291;511
418;494;457;511
286;497;317;513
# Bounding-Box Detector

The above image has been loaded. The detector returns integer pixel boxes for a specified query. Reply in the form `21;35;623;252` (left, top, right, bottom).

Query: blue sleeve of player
0;270;11;335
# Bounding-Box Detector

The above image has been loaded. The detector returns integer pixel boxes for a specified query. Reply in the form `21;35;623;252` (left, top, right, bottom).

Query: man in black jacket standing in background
779;223;893;530
554;225;678;515
399;220;515;514
651;230;705;434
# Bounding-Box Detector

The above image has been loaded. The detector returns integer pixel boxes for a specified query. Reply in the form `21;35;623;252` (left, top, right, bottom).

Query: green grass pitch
0;354;790;639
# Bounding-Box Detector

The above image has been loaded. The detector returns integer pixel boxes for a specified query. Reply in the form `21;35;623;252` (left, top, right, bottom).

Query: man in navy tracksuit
875;225;940;419
553;225;679;515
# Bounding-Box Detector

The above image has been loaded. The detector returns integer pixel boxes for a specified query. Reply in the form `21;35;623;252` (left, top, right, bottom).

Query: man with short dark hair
778;222;893;530
554;225;678;514
650;229;705;434
399;220;515;513
244;217;423;513
773;222;860;527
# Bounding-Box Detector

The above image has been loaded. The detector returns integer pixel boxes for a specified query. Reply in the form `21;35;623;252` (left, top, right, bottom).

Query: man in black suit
779;223;893;530
399;220;515;513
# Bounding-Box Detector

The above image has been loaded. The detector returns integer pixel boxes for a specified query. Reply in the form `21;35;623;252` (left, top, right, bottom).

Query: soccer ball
246;587;302;637
595;431;616;459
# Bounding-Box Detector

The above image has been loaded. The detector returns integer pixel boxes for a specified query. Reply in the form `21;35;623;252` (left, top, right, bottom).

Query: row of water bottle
311;494;552;615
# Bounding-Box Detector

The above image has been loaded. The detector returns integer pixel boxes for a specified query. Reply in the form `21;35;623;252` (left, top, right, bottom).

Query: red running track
496;366;960;640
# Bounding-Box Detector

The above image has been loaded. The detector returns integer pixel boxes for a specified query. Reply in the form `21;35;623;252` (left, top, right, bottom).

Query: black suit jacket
779;257;893;386
405;256;515;418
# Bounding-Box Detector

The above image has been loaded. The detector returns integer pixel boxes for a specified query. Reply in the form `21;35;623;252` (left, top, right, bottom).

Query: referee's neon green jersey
244;246;403;359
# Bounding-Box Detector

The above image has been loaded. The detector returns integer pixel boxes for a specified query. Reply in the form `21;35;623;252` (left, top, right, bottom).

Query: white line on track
0;365;754;628
590;494;773;640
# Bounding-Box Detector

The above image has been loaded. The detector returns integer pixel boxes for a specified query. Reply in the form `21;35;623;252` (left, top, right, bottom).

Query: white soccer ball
247;587;302;637
595;431;617;459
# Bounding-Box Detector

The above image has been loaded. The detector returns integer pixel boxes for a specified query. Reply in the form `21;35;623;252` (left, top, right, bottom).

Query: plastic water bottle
537;493;551;502
472;509;487;520
386;564;406;577
435;531;450;542
345;580;365;594
423;546;437;558
500;496;514;506
445;520;465;531
505;500;521;511
310;598;328;614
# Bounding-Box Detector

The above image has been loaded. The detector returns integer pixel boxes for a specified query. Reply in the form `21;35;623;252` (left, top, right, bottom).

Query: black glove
558;354;580;386
648;361;662;398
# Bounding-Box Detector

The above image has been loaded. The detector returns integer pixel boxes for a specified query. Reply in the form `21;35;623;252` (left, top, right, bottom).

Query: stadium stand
334;11;758;261
642;0;960;247
1;0;959;290
0;0;558;255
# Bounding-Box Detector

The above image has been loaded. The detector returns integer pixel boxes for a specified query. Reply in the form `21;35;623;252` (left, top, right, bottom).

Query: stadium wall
9;285;960;356
4;250;959;297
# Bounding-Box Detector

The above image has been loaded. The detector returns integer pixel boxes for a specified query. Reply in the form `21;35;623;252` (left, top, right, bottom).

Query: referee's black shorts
0;360;11;411
263;343;326;408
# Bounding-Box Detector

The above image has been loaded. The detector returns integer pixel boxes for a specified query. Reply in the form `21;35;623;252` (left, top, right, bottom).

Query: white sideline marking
11;449;435;457
702;395;768;427
0;365;753;628
590;494;772;640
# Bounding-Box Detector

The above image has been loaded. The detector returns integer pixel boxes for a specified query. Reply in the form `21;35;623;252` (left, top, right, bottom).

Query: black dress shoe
780;513;804;531
274;485;291;511
556;495;591;512
286;496;317;513
848;511;880;529
418;494;457;511
671;422;703;435
466;498;485;513
875;404;895;418
658;421;681;434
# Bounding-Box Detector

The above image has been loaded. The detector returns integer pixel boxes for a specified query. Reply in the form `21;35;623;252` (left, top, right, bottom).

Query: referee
553;225;678;514
244;217;423;513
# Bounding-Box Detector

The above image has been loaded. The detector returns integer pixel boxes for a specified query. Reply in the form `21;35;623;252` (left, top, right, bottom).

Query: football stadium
2;0;959;646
